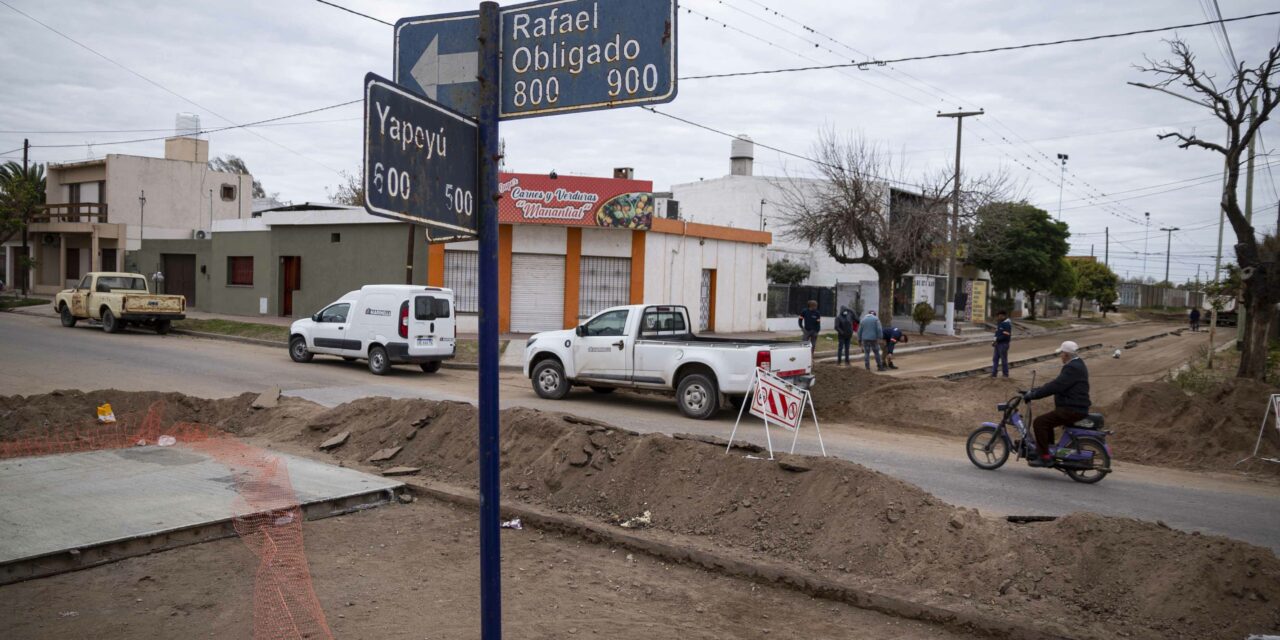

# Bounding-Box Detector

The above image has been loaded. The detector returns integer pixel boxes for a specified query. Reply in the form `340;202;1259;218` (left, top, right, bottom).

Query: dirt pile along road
1103;378;1280;474
4;390;1277;639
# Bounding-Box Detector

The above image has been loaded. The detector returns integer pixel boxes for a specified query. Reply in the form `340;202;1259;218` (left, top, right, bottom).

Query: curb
814;320;1152;362
400;479;1071;640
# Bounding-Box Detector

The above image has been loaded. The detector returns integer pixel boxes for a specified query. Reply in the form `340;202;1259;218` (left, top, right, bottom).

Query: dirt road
0;494;966;640
3;311;1276;552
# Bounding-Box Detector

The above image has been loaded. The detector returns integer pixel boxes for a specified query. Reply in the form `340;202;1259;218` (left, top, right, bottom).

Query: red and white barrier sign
749;369;805;431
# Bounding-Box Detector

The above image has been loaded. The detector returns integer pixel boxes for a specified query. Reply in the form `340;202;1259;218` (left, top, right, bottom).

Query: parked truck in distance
54;272;186;334
523;304;814;419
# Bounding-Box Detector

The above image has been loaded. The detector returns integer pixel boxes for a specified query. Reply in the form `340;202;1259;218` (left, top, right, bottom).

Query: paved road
3;311;1277;552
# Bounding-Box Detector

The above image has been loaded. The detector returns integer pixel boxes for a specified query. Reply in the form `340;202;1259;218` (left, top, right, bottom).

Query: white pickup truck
523;304;814;419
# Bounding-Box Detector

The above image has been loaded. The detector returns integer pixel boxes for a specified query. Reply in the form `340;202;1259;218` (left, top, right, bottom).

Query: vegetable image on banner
497;172;654;229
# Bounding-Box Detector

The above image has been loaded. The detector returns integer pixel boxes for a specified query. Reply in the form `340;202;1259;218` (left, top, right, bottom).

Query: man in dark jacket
1024;340;1091;467
991;310;1013;377
835;306;856;365
882;324;907;369
1189;307;1201;332
798;300;821;355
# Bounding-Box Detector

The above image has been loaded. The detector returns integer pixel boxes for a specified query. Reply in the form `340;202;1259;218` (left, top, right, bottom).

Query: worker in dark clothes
798;300;821;355
991;310;1013;378
881;324;907;369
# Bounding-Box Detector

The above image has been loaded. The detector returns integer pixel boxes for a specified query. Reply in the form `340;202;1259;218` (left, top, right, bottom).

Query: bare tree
327;169;365;207
208;155;266;199
1133;38;1280;380
778;130;1017;318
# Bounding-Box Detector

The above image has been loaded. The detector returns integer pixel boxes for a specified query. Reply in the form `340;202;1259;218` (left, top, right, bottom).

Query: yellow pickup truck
54;272;186;334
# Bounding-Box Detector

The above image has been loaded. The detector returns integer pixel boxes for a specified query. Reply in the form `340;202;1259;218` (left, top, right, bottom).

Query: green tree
0;161;45;295
767;259;810;285
968;202;1070;320
1046;259;1078;317
911;302;936;335
1074;261;1119;318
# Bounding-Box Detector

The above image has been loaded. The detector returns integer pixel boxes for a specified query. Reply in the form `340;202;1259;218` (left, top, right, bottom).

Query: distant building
5;117;253;295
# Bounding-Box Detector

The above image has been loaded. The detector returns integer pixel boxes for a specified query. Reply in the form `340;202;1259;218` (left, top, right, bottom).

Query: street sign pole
475;3;502;639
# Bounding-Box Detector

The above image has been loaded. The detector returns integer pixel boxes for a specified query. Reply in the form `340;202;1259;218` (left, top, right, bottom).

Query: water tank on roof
175;113;201;138
731;135;754;176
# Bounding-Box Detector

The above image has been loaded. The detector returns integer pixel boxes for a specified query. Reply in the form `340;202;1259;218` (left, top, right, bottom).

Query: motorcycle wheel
1065;437;1111;484
966;426;1010;470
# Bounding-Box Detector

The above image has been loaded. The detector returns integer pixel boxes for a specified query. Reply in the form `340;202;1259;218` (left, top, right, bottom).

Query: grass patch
0;297;50;311
172;318;289;343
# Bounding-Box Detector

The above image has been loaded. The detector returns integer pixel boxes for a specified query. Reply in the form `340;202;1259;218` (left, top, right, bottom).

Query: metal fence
1117;283;1204;309
768;284;837;318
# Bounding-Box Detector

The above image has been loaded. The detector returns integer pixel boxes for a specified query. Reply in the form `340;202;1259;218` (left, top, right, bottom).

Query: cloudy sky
2;0;1278;283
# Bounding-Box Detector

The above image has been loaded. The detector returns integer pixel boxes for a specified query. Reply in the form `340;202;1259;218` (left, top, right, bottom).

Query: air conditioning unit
193;229;211;240
41;233;58;246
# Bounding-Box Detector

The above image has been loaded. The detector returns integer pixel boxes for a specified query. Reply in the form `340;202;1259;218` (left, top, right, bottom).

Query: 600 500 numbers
372;162;411;200
445;183;474;217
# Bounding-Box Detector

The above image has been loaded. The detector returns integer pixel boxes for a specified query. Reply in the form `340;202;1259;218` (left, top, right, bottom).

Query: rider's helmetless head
1055;340;1079;363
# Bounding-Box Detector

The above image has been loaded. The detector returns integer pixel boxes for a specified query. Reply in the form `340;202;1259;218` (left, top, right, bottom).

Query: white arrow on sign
410;36;478;100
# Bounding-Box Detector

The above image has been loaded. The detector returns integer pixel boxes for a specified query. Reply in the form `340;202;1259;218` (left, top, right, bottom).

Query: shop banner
497;172;654;229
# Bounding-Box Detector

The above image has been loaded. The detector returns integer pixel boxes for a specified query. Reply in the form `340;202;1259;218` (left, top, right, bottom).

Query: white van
288;285;456;375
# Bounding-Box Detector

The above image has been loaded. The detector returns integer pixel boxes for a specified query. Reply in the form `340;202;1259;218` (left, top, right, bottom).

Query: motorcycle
964;374;1113;484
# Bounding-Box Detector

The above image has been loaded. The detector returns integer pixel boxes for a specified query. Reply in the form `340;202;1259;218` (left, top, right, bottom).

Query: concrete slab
0;446;402;584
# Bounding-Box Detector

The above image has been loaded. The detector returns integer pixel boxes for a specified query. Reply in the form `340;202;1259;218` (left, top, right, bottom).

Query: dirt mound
810;364;1020;435
1103;378;1280;473
5;391;1279;639
0;390;258;441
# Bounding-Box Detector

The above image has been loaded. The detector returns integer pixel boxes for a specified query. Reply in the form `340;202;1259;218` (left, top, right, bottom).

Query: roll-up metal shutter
578;256;631;318
511;254;565;333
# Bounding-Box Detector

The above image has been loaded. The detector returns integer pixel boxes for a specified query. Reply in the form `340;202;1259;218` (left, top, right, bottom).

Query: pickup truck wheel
532;360;571;400
59;306;77;327
289;336;314;363
419;361;442;374
589;386;615;394
101;309;122;334
155;320;172;335
368;345;391;376
677;374;720;420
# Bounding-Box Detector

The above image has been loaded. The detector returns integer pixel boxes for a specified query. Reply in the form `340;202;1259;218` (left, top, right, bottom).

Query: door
699;269;715;332
70;275;91;317
101;248;118;272
572;308;632;381
410;293;455;358
280;256;301;317
510;254;565;333
162;254;197;307
65;248;81;286
310;302;352;354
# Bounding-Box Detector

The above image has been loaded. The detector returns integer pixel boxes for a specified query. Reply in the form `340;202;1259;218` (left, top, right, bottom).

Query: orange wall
564;228;582;328
499;224;513;333
629;231;645;304
426;244;445;287
650;217;771;245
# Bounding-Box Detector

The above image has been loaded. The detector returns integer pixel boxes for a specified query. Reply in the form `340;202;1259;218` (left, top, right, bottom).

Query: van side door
572;309;633;382
310;302;353;355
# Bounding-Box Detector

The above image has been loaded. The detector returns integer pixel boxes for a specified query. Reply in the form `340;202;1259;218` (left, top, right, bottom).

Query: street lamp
1159;227;1180;284
1142;212;1150;283
138;190;147;245
1056;154;1068;220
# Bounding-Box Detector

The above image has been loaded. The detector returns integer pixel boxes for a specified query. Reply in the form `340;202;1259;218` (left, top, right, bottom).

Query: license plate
417;337;434;346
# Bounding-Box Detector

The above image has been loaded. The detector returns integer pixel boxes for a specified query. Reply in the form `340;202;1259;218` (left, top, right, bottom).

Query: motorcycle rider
1023;340;1091;467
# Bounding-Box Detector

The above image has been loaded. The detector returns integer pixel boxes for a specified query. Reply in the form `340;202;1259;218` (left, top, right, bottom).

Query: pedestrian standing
882;324;907;370
858;310;885;371
798;300;822;356
1189;307;1201;333
835;305;856;365
992;310;1012;378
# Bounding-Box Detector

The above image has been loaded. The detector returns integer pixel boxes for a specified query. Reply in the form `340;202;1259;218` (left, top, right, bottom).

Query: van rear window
415;296;451;320
640;310;686;337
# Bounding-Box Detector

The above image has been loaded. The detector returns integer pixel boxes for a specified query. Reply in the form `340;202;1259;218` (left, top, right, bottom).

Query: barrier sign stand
727;368;826;460
1236;393;1280;467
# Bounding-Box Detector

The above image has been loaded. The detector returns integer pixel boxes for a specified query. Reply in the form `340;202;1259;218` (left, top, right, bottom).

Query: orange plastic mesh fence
0;403;334;640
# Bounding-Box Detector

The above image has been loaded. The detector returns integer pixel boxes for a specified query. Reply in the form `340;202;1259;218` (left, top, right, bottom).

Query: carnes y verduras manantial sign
498;173;653;230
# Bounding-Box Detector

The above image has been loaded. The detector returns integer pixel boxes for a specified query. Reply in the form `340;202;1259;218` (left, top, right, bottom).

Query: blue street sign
395;0;677;120
362;73;478;241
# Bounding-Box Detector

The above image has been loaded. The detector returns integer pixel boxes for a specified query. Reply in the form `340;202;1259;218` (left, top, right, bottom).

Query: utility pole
138;190;146;245
1056;153;1068;220
1104;227;1109;268
405;224;416;285
1142;212;1151;283
937;108;983;337
20;138;29;296
1159;227;1179;284
758;199;767;231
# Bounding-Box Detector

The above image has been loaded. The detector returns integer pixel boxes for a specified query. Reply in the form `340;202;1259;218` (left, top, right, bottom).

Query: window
76;276;91;290
227;256;254;286
444;250;478;313
96;276;148;291
640;308;688;338
415;296;451;320
583;309;629;337
578;256;631;318
220;184;237;201
319;303;350;323
330;232;341;243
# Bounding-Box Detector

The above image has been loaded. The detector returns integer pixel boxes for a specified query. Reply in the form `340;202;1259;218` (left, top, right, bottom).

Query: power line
1;0;344;174
0;117;360;135
312;0;392;26
678;9;1280;80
